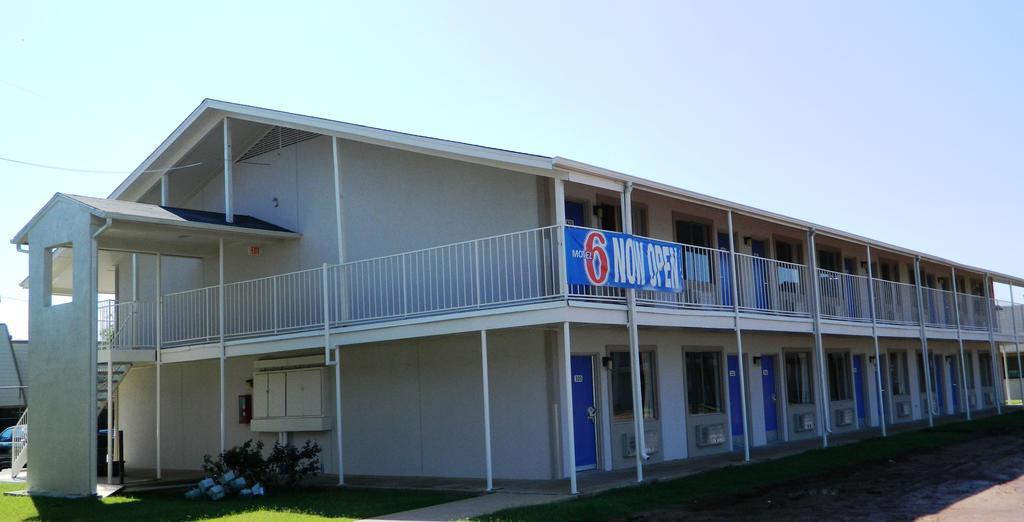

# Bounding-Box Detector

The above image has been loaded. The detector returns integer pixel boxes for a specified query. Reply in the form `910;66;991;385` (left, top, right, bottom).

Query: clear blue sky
0;2;1022;339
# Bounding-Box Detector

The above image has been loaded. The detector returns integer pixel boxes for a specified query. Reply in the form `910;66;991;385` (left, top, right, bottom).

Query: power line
0;156;203;175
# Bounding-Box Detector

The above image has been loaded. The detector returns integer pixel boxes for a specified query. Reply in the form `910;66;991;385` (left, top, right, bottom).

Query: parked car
1;425;27;469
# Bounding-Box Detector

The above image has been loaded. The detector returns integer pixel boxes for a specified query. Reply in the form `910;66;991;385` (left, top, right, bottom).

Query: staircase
8;364;132;480
97;363;132;414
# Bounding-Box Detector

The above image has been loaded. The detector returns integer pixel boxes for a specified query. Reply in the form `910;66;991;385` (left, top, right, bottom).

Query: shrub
202;439;322;489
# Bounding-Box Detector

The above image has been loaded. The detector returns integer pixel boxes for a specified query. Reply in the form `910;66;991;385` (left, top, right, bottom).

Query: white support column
1011;285;1024;405
481;330;493;491
332;136;344;265
156;253;163;478
561;322;578;495
106;357;113;484
864;246;887;436
218;238;226;453
726;211;751;461
984;274;1001;414
160;174;169;206
806;229;830;447
913;258;935;426
950;268;971;420
622;182;646;481
334;346;344;485
223;118;234;224
554;177;568;297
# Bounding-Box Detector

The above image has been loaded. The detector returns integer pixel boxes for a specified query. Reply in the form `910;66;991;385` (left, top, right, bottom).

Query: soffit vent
237;126;321;162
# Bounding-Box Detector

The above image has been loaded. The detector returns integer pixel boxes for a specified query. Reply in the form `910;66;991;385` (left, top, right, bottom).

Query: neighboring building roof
0;324;26;409
11;193;299;245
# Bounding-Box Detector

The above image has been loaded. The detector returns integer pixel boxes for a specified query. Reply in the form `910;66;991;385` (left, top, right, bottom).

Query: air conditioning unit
623;429;662;456
896;402;912;417
968;395;977;407
984;391;994;406
794;413;816;432
694;424;726;447
834;408;854;427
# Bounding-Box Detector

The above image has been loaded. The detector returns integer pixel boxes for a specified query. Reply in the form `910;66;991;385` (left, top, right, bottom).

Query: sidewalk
360;492;569;522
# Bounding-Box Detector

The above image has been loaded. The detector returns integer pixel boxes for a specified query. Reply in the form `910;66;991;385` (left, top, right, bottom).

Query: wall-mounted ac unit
794;413;815;432
968;394;977;407
834;408;854;427
694;424;726;447
896;401;912;417
623;429;662;456
984;391;994;406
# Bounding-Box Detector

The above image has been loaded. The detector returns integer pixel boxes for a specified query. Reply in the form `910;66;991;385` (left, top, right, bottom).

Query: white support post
481;330;493;491
156;253;163;479
983;274;1002;414
951;268;971;420
160;174;169;206
806;229;830;447
726;211;751;461
334;346;344;485
554;177;568;298
218;238;226;453
106;357;113;484
864;246;887;436
622;182;646;481
1011;285;1024;405
332;136;344;265
913;258;935;426
223;118;234;224
561;322;578;495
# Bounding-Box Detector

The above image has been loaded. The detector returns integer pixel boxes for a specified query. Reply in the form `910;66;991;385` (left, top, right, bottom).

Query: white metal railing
9;408;27;479
956;292;990;331
993;300;1015;334
735;253;810;317
98;300;156;350
817;268;871;322
162;286;219;347
873;279;918;326
922;287;957;328
102;225;1021;349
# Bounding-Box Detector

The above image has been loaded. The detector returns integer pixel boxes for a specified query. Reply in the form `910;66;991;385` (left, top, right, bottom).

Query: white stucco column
218;238;226;453
334;346;343;485
156;253;162;478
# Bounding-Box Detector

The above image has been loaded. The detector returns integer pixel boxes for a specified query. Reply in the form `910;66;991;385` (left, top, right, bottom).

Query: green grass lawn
0;483;469;521
481;412;1024;521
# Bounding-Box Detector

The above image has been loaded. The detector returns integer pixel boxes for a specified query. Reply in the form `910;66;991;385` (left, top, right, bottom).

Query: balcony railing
96;225;1022;349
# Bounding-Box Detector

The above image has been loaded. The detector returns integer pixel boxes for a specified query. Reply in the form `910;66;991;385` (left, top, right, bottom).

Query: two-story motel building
10;99;1024;497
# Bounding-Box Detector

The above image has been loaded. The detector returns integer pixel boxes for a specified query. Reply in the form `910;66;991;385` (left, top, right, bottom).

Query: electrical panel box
251;366;330;432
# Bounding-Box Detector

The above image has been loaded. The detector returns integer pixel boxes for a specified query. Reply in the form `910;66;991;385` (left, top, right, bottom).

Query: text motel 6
565;227;684;292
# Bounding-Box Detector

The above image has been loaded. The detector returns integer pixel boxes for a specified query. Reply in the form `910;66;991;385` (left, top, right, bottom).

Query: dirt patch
633;428;1024;521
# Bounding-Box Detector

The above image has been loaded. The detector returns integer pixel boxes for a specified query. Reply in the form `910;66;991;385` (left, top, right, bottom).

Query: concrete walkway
360;492;570;521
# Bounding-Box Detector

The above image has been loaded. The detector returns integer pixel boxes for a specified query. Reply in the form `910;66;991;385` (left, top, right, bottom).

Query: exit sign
248;246;262;257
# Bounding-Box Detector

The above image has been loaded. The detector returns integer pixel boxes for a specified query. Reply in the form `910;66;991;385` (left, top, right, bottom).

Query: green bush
203;439;322;489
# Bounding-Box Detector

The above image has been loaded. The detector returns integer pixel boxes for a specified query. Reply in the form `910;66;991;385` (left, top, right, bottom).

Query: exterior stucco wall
25;198;100;497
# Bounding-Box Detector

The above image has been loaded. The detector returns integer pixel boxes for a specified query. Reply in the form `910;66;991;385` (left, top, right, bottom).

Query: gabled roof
11;193;298;245
92;99;1024;285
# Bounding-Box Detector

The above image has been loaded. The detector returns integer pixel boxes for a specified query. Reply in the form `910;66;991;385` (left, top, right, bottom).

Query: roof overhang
552;157;1024;286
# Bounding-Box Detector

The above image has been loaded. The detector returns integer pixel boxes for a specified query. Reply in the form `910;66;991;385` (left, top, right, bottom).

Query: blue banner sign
565;227;684;292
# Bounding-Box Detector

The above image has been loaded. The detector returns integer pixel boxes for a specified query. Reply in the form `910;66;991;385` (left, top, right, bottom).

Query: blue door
727;355;744;444
933;354;944;413
853;355;866;424
761;355;778;441
751;240;769;309
570;356;598;470
949;360;959;412
564;201;586;228
717;232;733;306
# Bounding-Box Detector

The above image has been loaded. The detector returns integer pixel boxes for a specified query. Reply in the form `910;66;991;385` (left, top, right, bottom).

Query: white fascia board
98;211;301;240
553;156;1024;286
